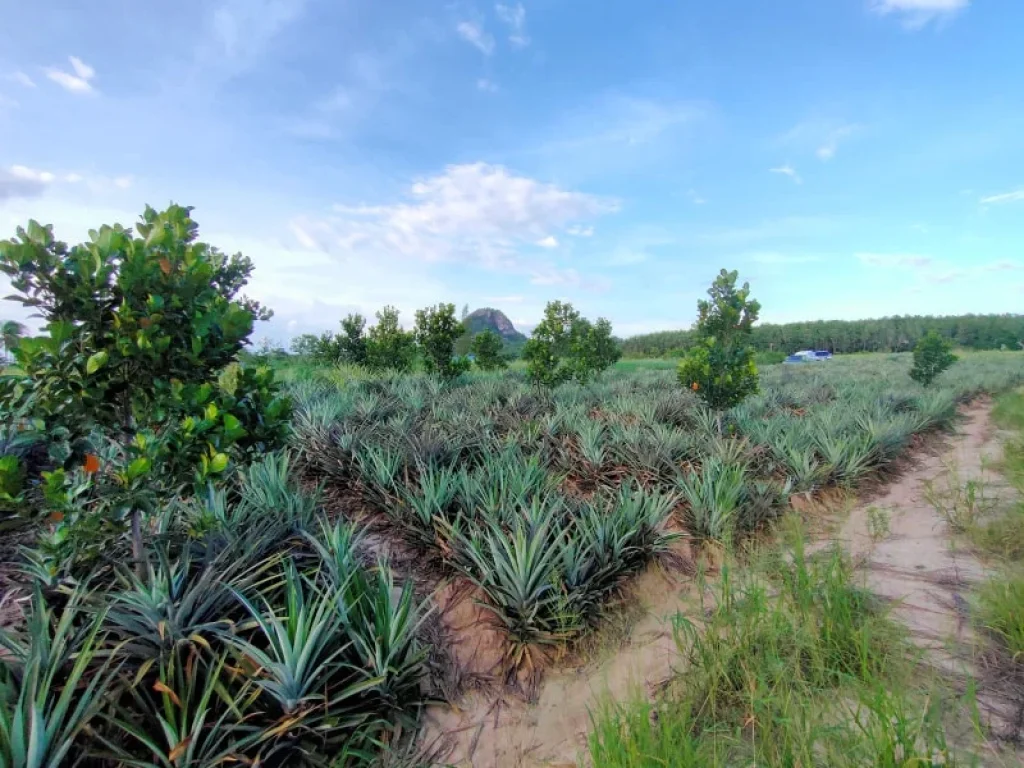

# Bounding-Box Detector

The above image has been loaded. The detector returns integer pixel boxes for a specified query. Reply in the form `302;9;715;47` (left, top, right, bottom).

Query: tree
365;306;416;373
0;204;290;572
523;301;619;386
573;317;621;381
291;333;320;357
414;303;471;379
678;269;760;427
471;329;507;371
1;320;25;361
338;313;368;366
909;331;958;387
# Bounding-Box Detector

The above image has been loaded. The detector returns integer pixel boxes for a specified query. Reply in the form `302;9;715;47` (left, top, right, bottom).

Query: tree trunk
716;410;724;437
130;509;145;579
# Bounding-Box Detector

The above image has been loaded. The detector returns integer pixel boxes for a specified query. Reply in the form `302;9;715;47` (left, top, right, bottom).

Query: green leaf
86;350;109;374
209;453;229;474
126;457;152;481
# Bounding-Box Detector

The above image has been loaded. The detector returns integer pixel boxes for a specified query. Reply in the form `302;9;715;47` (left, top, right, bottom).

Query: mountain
463;308;527;343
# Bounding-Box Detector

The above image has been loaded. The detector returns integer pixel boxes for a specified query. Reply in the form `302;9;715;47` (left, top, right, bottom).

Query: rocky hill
463;308;527;342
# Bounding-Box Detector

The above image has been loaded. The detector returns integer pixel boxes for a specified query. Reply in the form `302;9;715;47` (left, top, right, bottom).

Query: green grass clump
976;572;1024;656
588;524;971;766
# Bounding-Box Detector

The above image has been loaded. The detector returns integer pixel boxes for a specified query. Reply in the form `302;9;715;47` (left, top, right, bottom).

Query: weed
976;571;1024;657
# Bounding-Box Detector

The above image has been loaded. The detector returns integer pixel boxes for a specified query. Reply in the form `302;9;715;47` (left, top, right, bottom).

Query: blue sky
1;0;1022;343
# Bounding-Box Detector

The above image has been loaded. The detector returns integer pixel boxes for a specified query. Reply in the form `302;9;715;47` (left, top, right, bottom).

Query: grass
588;520;973;766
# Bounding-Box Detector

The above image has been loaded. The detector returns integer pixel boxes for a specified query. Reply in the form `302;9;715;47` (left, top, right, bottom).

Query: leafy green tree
366;306;416;373
290;333;320;357
573;317;621;381
678;269;761;425
339;313;368;366
0;204;290;571
523;301;619;386
910;331;958;387
414;303;471;379
471;329;507;371
1;320;25;361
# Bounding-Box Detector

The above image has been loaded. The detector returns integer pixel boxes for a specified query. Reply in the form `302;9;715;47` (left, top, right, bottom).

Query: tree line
290;301;621;383
620;314;1024;358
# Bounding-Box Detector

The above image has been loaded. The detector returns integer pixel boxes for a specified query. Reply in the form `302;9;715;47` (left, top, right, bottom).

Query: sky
1;0;1022;344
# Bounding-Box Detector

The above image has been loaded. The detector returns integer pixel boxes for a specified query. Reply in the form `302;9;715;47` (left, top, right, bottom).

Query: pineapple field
2;208;1023;766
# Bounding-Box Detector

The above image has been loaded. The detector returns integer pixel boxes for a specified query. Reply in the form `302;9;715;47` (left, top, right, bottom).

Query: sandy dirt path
834;400;1022;746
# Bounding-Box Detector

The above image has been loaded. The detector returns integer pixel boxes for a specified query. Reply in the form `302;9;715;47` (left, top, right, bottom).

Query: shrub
471;328;508;371
414;303;471;379
365;306;416;373
910;331;958;387
678;269;761;421
523;301;620;387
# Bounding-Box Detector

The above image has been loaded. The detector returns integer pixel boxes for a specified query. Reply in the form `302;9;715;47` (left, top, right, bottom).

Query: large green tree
678;269;760;425
523;301;620;386
414;303;471;379
365;306;416;373
471;329;507;371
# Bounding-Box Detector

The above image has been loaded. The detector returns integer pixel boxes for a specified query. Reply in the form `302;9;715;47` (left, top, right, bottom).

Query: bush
471;328;508;371
678;269;760;418
910;331;958;387
522;301;620;387
414;303;471;379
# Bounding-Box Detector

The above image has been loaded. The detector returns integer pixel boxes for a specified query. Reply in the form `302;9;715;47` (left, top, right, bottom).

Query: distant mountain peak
464;307;527;342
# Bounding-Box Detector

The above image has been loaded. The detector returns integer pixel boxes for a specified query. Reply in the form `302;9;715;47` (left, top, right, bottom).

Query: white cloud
816;125;859;160
925;269;967;284
781;119;861;161
537;95;703;155
69;56;95;81
113;176;134;189
687;189;706;204
456;21;495;55
6;71;35;88
870;0;969;29
292;162;616;274
529;266;611;292
857;252;933;268
477;78;498;92
207;0;307;75
769;165;802;184
495;3;530;48
979;189;1024;205
749;252;821;265
45;56;97;93
606;251;648;266
10;165;56;184
567;225;594;237
980;259;1022;272
536;235;559;248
